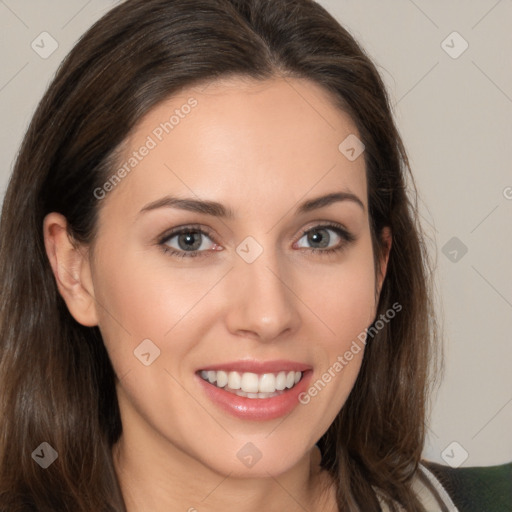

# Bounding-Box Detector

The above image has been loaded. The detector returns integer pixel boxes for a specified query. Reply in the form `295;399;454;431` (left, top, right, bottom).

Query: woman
0;0;456;510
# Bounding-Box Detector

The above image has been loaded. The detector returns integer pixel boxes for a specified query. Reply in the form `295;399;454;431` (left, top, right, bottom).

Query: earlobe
43;212;98;327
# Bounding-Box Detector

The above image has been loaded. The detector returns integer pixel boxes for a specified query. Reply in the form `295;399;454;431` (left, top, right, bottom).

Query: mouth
198;369;303;399
195;361;312;421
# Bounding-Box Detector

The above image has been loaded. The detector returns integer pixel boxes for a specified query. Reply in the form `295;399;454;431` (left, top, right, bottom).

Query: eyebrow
138;191;365;218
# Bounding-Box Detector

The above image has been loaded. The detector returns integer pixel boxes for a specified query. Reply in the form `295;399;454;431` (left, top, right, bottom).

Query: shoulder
420;459;512;512
377;460;512;511
411;462;459;511
375;462;459;511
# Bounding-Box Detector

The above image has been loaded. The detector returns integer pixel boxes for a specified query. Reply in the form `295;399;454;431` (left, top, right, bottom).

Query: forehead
100;76;367;220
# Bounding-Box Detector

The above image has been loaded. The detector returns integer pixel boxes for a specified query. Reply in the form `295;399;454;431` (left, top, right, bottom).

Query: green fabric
423;460;512;512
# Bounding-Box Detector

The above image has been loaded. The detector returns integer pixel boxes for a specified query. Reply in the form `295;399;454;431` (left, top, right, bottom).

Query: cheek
303;246;377;344
91;244;226;376
297;240;376;408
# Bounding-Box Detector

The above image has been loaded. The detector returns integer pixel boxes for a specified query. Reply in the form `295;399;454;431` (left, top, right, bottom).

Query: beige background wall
1;1;510;467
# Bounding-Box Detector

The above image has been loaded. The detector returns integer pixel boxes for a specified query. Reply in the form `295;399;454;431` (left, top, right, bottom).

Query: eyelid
157;224;221;259
157;223;218;245
299;220;353;239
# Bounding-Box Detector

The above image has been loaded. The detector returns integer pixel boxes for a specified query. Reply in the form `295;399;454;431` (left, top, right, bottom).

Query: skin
44;76;391;511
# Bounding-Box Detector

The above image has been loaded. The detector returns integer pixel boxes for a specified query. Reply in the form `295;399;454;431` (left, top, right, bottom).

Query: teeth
216;370;228;388
200;370;303;394
240;372;259;393
228;371;241;390
275;371;287;390
259;373;276;393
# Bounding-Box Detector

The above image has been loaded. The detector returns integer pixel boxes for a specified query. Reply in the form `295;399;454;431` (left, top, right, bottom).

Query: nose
224;249;301;342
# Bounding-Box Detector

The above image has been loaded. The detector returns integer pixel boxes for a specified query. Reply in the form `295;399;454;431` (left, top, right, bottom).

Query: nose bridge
226;238;300;340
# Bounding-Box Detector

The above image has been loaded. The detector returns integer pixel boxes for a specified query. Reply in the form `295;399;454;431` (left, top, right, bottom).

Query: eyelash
158;222;356;259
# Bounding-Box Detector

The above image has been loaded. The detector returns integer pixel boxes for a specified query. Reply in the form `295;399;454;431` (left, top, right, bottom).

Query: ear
43;212;98;327
376;226;392;296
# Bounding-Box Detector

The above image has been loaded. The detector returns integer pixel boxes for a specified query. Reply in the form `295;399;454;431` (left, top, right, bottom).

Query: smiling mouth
198;370;303;399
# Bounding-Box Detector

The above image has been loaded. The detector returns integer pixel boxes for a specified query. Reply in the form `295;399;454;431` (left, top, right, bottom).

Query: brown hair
0;0;442;510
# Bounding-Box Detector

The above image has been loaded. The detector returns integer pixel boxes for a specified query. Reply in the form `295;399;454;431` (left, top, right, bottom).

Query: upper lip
197;360;312;374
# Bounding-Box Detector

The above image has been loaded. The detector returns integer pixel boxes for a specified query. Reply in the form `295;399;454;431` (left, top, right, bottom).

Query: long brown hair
0;0;441;510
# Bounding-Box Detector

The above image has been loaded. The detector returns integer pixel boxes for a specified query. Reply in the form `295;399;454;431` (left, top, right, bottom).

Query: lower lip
197;371;312;421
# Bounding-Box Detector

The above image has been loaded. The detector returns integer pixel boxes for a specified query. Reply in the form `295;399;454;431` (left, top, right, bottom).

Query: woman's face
83;77;388;477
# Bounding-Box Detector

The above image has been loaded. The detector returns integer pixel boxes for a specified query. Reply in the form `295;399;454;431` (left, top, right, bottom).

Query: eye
159;226;220;258
294;223;355;254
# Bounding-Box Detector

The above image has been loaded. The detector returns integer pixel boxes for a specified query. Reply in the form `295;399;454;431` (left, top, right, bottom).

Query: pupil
178;232;201;251
309;229;329;248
